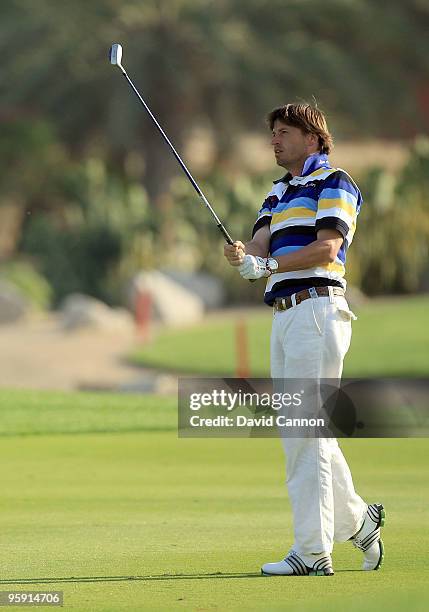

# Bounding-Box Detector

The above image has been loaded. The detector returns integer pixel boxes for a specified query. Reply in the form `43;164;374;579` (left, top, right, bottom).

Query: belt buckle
308;287;318;299
274;298;286;312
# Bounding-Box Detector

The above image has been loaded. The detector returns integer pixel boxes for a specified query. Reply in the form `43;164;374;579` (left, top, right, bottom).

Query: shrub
0;260;53;310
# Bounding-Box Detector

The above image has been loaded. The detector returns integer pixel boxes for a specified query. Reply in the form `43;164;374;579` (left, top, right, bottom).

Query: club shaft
120;70;234;245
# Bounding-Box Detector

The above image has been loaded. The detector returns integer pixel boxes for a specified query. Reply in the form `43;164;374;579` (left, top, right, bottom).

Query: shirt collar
273;152;331;184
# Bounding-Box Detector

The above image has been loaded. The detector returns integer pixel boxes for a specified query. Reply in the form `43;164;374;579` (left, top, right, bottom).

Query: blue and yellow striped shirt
252;153;363;306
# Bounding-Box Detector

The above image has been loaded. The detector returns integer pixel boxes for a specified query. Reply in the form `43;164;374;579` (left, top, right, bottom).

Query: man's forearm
244;240;269;258
273;240;336;272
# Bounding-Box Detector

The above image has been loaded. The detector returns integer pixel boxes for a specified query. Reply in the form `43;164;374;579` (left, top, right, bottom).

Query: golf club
109;43;234;245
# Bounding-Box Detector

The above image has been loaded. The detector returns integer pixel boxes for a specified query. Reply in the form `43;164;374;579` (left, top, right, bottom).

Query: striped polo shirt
252;152;363;306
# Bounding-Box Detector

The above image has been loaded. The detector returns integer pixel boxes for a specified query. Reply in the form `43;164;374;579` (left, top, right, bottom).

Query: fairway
131;295;429;377
1;390;428;611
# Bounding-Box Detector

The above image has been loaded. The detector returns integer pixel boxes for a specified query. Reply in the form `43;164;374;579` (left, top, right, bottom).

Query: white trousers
270;293;367;556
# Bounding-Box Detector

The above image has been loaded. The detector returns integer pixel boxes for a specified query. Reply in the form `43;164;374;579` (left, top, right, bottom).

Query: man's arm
224;225;270;267
237;228;345;281
272;229;343;272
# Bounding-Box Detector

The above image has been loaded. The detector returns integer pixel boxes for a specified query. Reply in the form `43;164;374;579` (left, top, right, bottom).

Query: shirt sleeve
315;170;362;241
251;194;276;238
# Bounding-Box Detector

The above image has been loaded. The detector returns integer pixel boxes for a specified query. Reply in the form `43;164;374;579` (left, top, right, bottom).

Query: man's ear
306;132;319;149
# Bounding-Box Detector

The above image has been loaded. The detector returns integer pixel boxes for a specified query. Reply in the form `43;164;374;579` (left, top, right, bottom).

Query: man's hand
224;241;246;267
238;255;269;280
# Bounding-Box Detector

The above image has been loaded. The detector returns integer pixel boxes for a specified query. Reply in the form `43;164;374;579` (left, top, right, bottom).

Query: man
224;103;385;576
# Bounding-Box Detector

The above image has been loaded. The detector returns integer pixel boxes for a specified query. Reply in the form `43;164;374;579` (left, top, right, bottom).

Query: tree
1;0;428;196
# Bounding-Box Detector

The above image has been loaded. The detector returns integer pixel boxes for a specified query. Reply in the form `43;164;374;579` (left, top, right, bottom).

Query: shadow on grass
0;572;261;585
0;570;362;584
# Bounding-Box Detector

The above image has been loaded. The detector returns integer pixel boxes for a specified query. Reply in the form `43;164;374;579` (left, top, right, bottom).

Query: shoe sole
371;503;386;571
373;539;385;571
261;568;335;577
376;503;386;528
309;568;335;576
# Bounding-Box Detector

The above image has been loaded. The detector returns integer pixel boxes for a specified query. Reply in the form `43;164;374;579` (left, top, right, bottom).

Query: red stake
135;289;152;342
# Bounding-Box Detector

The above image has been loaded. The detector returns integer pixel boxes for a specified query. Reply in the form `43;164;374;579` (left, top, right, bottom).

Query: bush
20;217;122;306
19;158;148;306
0;260;53;310
353;137;429;294
16;138;429;307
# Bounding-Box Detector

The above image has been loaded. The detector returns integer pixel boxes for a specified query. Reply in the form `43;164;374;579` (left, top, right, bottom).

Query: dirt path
0;306;268;393
0;314;175;393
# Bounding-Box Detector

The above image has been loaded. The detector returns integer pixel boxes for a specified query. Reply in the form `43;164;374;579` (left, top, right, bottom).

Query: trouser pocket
335;301;357;322
332;299;356;356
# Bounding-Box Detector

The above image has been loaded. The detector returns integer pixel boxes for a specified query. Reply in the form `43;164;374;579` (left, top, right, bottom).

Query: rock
128;271;204;327
119;373;178;395
162;269;225;309
60;293;134;332
345;285;368;310
0;280;27;324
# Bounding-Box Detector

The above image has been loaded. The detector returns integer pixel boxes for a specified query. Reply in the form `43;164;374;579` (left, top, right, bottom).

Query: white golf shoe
261;550;334;576
351;503;386;570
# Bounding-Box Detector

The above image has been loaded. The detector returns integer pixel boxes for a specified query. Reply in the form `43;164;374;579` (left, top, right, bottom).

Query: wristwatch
266;257;279;276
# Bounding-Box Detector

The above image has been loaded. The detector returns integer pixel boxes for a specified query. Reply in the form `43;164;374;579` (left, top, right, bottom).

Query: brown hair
267;103;333;154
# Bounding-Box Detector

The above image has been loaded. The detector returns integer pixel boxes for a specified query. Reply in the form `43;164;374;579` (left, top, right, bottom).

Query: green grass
0;389;428;610
0;389;176;436
131;295;429;377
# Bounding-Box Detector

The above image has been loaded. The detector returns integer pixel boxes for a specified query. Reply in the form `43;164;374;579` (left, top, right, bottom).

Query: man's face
270;119;315;169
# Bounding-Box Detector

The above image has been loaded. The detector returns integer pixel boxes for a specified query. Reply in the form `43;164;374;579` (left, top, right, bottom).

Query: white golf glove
238;255;269;280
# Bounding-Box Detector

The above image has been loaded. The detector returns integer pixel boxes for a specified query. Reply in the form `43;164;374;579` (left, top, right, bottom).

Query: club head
109;43;123;69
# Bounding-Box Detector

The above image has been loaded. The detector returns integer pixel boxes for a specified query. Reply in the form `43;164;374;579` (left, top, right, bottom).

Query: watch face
268;257;279;271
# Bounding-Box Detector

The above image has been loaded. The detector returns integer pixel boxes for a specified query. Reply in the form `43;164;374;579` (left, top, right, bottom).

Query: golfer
224;103;385;576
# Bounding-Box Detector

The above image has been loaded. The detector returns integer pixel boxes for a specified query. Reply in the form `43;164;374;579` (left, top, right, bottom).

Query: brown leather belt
273;287;345;312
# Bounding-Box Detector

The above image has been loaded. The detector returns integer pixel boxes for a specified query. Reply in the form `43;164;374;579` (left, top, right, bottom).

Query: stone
60;293;134;332
0;280;27;324
128;271;204;327
162;269;225;309
345;285;368;310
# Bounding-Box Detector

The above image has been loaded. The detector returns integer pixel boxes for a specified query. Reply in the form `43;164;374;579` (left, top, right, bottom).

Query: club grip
218;223;234;245
221;228;257;284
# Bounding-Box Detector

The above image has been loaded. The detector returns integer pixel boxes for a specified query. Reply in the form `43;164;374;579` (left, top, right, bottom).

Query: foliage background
0;0;428;306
